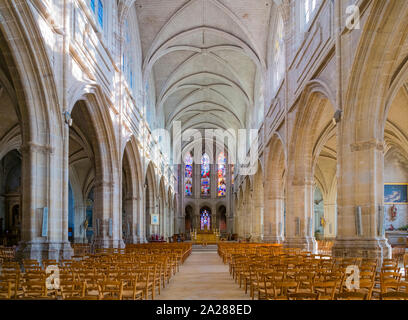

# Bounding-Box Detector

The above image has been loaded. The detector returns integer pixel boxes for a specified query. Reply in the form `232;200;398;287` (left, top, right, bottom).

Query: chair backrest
98;281;123;300
381;292;408;300
288;292;319;300
335;292;367;300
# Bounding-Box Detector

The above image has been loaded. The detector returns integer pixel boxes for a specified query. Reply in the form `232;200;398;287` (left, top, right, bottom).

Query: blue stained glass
90;0;95;13
200;209;211;231
201;154;210;195
185;153;193;196
97;0;103;29
217;153;227;197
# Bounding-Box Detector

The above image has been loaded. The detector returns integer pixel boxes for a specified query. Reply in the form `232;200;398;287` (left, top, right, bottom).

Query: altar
191;229;220;244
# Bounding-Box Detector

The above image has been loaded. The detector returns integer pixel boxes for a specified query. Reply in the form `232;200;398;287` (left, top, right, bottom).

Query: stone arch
158;176;167;237
144;161;157;240
122;137;144;243
167;188;174;238
251;160;264;242
69;93;122;249
286;81;336;251
332;1;408;259
0;7;74;259
216;203;227;234
264;134;286;243
184;204;194;238
289;82;336;182
343;0;408;141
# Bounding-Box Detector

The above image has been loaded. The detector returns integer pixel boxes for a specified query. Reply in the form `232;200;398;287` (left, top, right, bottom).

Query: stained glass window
97;0;104;29
184;153;193;196
217;153;227;197
273;16;285;92
304;0;317;24
90;0;95;13
200;209;211;231
201;153;210;196
123;19;134;91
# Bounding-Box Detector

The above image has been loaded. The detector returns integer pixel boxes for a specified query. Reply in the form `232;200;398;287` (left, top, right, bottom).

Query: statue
390;205;397;221
320;217;326;227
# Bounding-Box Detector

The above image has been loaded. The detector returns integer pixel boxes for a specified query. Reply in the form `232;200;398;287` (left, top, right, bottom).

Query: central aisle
157;251;250;300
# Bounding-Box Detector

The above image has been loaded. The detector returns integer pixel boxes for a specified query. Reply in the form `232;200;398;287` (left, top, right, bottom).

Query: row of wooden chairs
0;246;16;264
316;241;333;255
0;243;192;300
220;244;408;300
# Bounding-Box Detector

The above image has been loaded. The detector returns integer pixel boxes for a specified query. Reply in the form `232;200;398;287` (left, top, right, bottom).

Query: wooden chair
313;281;337;300
98;280;123;300
21;281;52;299
1;271;20;299
295;272;315;293
42;260;58;269
380;272;403;295
146;263;160;297
335;292;367;300
136;268;155;300
0;280;12;299
258;272;276;300
60;281;85;300
272;281;299;300
288;292;319;300
403;253;408;281
120;274;144;300
381;292;408;300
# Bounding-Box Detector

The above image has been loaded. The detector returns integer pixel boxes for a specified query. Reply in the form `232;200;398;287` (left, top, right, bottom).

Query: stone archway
122;138;144;243
217;205;227;233
264;134;286;243
145;162;157;241
286;81;337;252
185;205;193;240
68;96;123;249
0;150;22;246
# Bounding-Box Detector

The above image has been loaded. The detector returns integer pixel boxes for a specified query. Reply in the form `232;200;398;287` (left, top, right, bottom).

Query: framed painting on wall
384;183;408;204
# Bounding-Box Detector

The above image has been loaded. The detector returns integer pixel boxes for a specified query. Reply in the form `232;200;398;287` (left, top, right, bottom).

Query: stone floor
156;251;250;300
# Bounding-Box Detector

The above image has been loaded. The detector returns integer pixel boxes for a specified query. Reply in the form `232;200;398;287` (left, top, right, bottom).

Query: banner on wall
41;207;48;237
151;214;159;225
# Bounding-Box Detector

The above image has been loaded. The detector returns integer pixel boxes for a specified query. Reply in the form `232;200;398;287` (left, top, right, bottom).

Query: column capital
291;177;314;186
350;140;384;152
94;180;114;188
21;142;54;155
125;196;140;201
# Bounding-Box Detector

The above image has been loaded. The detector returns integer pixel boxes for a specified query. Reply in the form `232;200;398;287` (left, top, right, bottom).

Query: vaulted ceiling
134;0;273;138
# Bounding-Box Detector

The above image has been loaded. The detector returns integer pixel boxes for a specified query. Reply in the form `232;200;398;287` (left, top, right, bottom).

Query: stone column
263;193;285;243
92;180;125;249
247;192;254;239
124;197;140;243
251;191;263;242
323;201;337;238
333;139;391;260
74;205;87;243
17;139;74;262
284;177;317;252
